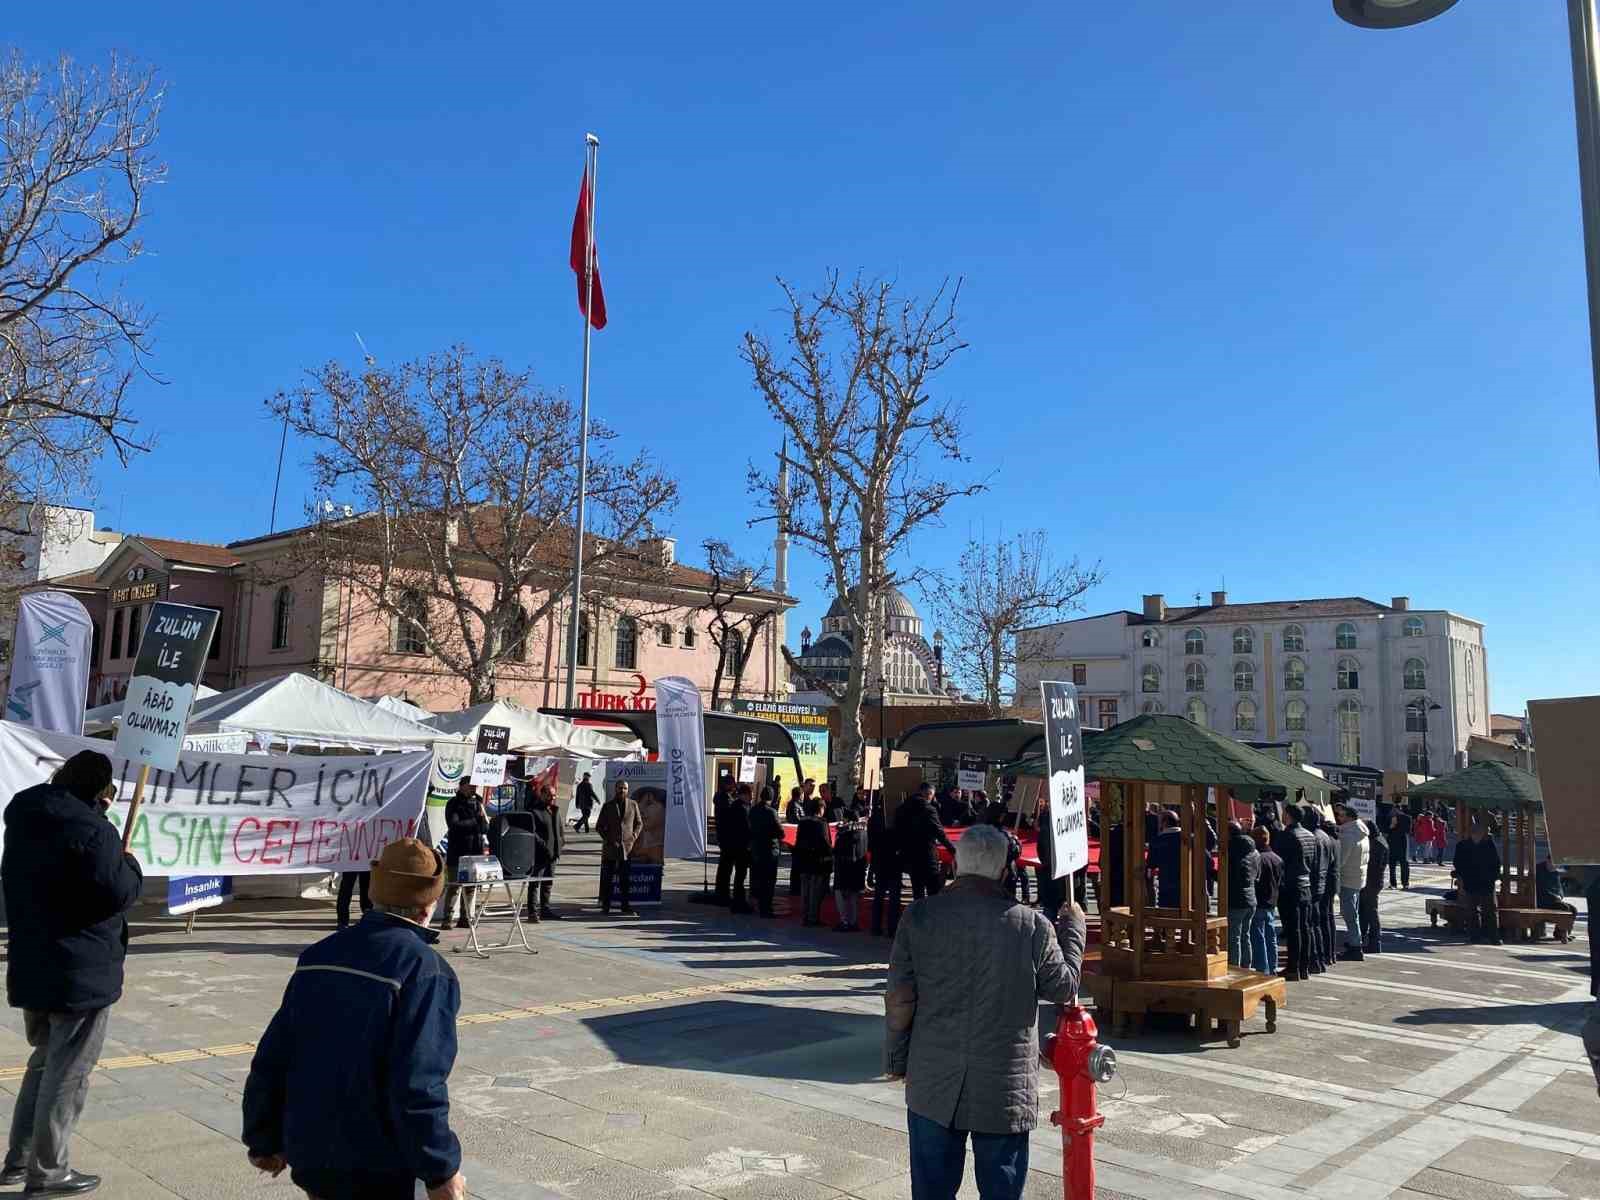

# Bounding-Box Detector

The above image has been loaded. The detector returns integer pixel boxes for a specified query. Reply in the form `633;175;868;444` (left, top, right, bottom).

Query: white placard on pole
1040;680;1088;879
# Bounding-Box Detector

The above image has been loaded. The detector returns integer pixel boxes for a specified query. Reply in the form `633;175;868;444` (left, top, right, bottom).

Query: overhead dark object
540;707;805;780
1332;0;1460;29
895;718;1049;765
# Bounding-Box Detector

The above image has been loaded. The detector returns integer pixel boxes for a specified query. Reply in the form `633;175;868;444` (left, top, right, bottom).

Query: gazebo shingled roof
1408;760;1543;811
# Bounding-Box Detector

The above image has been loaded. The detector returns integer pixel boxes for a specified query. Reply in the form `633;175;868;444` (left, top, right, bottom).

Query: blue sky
10;1;1596;711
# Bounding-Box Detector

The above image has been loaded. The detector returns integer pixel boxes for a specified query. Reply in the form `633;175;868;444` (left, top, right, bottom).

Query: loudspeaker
496;829;537;879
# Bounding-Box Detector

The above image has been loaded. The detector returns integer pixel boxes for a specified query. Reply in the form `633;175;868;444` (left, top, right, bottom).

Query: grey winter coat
884;876;1086;1134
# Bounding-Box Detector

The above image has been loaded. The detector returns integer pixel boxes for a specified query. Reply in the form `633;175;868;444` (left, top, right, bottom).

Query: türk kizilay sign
113;602;220;773
1040;680;1088;879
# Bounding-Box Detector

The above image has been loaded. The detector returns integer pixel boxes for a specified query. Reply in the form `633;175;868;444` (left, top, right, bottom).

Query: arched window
1282;624;1304;652
1337;698;1362;765
1283;657;1306;691
1335;622;1358;650
1141;700;1164;715
1336;657;1359;690
1234;661;1254;692
271;586;293;650
1405;698;1431;733
1233;627;1254;654
1184;629;1205;655
1403;616;1424;638
1141;663;1161;693
722;630;744;677
1285;699;1308;732
682;623;697;649
658;622;674;647
1141;630;1160;648
615;616;638;670
1185;698;1208;726
394;591;427;654
575;611;591;667
504;606;529;663
1234;698;1257;732
1403;657;1426;690
1289;739;1309;766
1407;740;1427;774
1185;662;1205;692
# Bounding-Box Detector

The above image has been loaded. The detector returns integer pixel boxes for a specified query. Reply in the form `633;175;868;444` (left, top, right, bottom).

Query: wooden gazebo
1073;715;1332;1047
1412;761;1575;942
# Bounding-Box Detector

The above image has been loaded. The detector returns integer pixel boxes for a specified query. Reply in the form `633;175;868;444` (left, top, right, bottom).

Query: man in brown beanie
243;838;466;1200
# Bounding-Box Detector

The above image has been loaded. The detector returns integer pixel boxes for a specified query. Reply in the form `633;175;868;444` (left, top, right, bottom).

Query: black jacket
1364;830;1389;893
748;804;784;860
895;798;954;875
1149;828;1183;907
1226;833;1260;909
794;817;833;876
3;782;144;1013
712;787;734;845
1454;836;1502;895
833;821;868;891
524;801;563;869
444;794;487;865
1388;810;1412;843
574;779;598;813
868;805;898;871
1273;824;1315;901
720;800;752;857
1255;847;1283;909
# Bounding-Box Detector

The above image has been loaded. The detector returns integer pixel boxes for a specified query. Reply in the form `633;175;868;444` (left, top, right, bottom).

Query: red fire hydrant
1040;1003;1117;1200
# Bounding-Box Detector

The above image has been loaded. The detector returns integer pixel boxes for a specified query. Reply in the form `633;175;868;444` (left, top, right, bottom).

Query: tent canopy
182;673;441;752
374;694;433;722
541;706;804;779
895;718;1047;765
83;685;219;736
427;700;641;759
1408;760;1543;811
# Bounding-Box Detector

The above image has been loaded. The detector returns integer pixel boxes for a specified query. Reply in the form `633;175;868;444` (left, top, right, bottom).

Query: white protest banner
655;675;706;859
5;592;93;735
957;752;986;793
0;720;429;875
114;602;221;772
1040;680;1088;878
470;723;510;787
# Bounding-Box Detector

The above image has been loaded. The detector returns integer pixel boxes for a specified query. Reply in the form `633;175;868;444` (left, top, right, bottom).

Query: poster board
113;603;221;772
957;753;986;793
1040;680;1088;878
595;761;667;904
1528;696;1600;865
470;723;511;787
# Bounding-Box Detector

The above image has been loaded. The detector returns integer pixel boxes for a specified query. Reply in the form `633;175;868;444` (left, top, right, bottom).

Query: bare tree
0;53;164;554
698;539;776;709
923;531;1103;716
745;274;983;783
269;348;677;704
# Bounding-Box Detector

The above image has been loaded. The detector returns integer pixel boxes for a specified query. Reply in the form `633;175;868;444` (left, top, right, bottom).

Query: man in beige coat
596;781;643;916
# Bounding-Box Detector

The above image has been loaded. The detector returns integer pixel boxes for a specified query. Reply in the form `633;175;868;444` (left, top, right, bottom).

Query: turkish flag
570;175;607;330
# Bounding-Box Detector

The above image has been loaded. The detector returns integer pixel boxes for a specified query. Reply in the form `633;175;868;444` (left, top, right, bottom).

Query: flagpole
565;133;599;711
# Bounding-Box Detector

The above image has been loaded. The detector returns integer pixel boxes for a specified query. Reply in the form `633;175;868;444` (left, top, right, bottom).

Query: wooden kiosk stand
1415;761;1575;943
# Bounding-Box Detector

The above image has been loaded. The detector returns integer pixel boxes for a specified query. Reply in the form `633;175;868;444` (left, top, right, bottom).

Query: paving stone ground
1;837;1595;1199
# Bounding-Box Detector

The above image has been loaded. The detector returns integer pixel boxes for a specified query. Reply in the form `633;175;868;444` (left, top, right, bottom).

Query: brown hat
370;837;445;909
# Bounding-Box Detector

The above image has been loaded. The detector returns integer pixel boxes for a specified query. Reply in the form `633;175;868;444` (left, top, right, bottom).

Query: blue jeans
1227;906;1255;969
1339;885;1363;948
1251;906;1279;975
907;1109;1028;1200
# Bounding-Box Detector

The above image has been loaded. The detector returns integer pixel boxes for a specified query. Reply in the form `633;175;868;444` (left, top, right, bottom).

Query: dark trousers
599;856;634;910
1468;890;1500;942
1360;885;1381;952
1279;893;1310;977
909;867;944;902
1389;838;1410;888
4;1008;109;1188
907;1109;1027;1200
873;868;904;935
336;870;371;927
800;873;829;924
751;853;779;916
573;806;591;833
291;1167;415;1199
525;876;554;919
724;853;750;909
1321;892;1337;966
1037;872;1065;923
715;849;734;901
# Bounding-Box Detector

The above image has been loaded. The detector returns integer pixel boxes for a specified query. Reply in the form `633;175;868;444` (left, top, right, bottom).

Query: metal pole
269;408;289;533
1568;0;1600;472
564;134;599;710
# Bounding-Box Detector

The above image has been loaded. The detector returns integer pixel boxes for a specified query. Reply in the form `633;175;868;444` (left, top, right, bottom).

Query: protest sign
958;752;985;793
1040;680;1088;878
167;875;232;916
738;731;758;784
113;602;220;772
1528;696;1600;865
470;723;510;787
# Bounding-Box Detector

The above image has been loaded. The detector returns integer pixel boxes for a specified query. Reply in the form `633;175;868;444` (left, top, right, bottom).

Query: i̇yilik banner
0;721;428;875
5;591;93;735
655;676;706;860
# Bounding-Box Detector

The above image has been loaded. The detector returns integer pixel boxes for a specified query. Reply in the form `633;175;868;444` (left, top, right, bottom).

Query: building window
615;616;638;670
575;611;591;667
1185;698;1208;726
1289;739;1309;766
1097;698;1118;728
1403;616;1424;638
1403;657;1426;690
658;623;674;647
722;630;744;678
1336;657;1359;690
394;591;427;654
1185;629;1205;655
1283;657;1306;691
504;607;529;663
110;609;124;660
204;608;223;660
1185;662;1205;692
1337;698;1362;765
1405;698;1431;733
682;623;696;649
271;587;293;650
1071;662;1087;686
1234;698;1257;732
1465;647;1478;725
1141;700;1164;715
1233;627;1254;654
1335;622;1358;650
1141;630;1159;648
1141;663;1160;693
1285;698;1308;732
1407;740;1427;774
1282;624;1305;652
127;605;142;657
1234;661;1254;692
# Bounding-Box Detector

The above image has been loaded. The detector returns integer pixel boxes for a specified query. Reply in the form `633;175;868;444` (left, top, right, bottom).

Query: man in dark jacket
748;791;785;917
1273;806;1317;981
1454;820;1503;944
1250;825;1282;975
869;796;902;936
1303;808;1335;972
1362;823;1389;955
1148;810;1184;909
243;837;465;1200
522;785;565;922
895;784;955;901
721;785;753;914
886;824;1085;1200
3;751;142;1197
712;775;737;904
572;771;598;833
596;781;643;917
1225;822;1260;970
440;781;487;929
1388;803;1412;890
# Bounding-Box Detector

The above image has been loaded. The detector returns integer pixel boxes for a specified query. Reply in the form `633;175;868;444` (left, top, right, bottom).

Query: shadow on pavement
1394;999;1591;1031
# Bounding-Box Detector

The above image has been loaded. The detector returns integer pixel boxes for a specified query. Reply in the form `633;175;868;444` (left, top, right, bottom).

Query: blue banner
167;874;232;916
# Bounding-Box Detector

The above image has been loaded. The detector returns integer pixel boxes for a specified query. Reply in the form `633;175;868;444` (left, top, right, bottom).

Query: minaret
775;440;790;596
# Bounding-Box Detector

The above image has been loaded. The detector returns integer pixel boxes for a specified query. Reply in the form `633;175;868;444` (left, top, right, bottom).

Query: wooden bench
1425;898;1575;942
1085;968;1284;1049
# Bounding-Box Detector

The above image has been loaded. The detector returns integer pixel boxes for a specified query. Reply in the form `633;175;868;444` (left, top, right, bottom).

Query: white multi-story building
1016;591;1488;777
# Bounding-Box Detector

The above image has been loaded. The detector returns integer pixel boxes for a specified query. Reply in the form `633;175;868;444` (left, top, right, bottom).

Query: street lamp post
1419;700;1445;779
1334;0;1600;472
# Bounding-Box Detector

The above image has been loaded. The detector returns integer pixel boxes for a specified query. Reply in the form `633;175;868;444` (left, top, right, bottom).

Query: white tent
83;685;220;737
176;673;441;752
425;699;640;759
374;694;434;722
